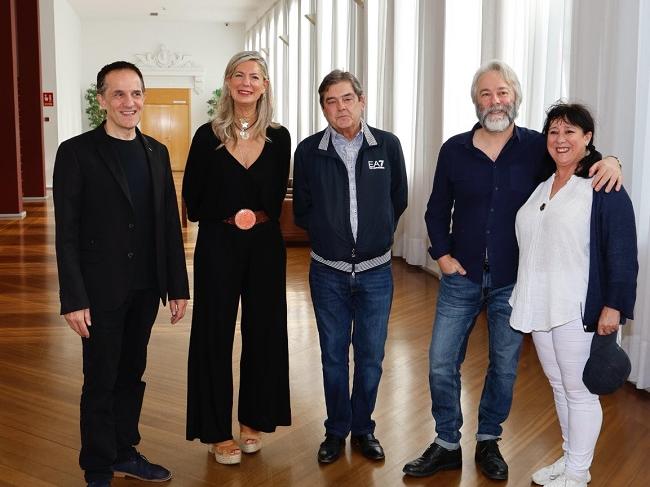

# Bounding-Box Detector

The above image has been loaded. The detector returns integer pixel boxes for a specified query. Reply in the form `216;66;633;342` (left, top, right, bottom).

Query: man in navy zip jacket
402;60;622;481
293;70;407;464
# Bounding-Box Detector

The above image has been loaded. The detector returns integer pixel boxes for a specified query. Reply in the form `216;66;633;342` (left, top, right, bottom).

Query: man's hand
597;306;620;335
437;254;467;276
64;308;92;338
589;156;622;192
169;299;188;324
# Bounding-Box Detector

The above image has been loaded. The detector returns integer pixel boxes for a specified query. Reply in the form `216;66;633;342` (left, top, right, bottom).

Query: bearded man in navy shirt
402;60;622;480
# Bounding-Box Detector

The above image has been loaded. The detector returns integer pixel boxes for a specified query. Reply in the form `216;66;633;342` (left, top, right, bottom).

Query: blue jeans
309;260;393;438
429;271;522;447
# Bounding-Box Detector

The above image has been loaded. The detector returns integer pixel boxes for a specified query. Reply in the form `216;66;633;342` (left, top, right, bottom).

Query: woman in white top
510;103;637;487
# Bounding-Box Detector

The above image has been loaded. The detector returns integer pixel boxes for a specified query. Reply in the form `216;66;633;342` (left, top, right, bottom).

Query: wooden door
140;88;191;171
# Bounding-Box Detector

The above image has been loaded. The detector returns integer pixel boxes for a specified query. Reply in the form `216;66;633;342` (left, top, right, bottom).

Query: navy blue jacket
582;186;638;331
293;124;408;263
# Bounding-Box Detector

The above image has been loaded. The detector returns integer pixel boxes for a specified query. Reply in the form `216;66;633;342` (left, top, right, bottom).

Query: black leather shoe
318;434;345;464
402;443;462;477
351;433;385;461
475;439;508;480
112;450;172;482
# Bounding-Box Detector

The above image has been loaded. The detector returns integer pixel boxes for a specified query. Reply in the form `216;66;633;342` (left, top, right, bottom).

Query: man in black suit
53;61;189;487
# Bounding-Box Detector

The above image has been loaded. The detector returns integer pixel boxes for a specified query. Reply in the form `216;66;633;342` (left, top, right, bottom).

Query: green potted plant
207;88;222;118
84;83;106;128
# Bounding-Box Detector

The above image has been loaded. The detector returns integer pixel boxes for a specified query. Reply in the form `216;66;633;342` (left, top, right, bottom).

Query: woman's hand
597;306;621;335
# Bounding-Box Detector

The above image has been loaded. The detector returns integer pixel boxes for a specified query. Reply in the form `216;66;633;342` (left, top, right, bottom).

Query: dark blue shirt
425;124;549;288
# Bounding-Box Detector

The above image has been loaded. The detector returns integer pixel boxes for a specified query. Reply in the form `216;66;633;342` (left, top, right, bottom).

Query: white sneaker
532;457;565;484
532;457;591;485
545;473;589;487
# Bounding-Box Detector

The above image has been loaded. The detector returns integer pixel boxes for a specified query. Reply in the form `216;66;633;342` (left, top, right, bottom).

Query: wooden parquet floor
0;188;648;486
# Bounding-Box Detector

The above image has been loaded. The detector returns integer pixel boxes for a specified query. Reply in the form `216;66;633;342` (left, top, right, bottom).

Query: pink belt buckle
234;209;256;230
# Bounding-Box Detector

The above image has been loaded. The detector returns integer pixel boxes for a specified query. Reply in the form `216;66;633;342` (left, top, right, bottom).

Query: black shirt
182;123;291;223
109;134;158;289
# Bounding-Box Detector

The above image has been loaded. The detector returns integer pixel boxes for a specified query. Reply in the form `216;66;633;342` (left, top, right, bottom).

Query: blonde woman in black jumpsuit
183;51;291;465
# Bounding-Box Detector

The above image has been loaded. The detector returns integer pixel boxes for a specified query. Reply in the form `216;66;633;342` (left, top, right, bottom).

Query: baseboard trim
0;211;27;220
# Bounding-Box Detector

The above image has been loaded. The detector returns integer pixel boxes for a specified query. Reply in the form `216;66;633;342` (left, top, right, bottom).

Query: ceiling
65;0;270;24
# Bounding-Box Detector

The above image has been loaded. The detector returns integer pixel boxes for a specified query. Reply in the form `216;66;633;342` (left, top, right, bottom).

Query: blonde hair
211;51;278;146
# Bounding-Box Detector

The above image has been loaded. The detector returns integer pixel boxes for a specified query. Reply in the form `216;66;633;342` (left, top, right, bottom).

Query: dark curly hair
541;102;601;179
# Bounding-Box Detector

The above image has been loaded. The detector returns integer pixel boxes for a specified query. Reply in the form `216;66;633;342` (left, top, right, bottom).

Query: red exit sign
43;92;54;107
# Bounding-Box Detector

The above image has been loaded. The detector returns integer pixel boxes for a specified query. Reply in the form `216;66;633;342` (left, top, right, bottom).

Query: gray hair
470;60;522;113
318;70;364;108
212;51;278;145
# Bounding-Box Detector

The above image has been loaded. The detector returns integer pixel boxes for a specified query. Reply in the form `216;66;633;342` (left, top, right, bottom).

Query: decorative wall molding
134;45;205;94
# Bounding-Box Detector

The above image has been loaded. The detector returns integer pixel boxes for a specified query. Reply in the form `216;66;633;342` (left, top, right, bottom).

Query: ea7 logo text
368;160;385;169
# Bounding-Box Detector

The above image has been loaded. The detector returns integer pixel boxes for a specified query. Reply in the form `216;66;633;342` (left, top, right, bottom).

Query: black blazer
53;124;189;315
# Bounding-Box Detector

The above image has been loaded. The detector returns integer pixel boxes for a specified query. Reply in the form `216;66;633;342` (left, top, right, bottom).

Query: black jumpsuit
183;122;291;443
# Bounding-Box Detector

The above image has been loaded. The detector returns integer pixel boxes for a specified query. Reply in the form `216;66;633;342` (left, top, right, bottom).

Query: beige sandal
209;440;241;465
239;428;263;454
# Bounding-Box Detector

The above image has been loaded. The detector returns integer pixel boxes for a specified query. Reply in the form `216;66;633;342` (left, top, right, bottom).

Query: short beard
477;103;517;133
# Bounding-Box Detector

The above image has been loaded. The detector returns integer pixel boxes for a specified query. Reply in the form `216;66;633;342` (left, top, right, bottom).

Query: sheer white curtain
570;0;650;391
360;0;425;264
628;9;650;389
393;0;445;266
244;0;427;264
315;0;358;131
481;0;572;130
442;0;481;142
244;0;650;389
407;0;572;269
246;0;317;157
364;0;394;130
627;0;650;391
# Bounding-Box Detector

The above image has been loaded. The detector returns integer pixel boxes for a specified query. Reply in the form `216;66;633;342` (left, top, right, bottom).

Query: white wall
80;19;245;136
39;8;245;186
39;0;58;187
38;0;82;187
53;0;82;145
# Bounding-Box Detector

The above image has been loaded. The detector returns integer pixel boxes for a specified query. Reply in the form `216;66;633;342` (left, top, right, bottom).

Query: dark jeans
309;260;393;438
429;271;522;447
80;289;159;482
